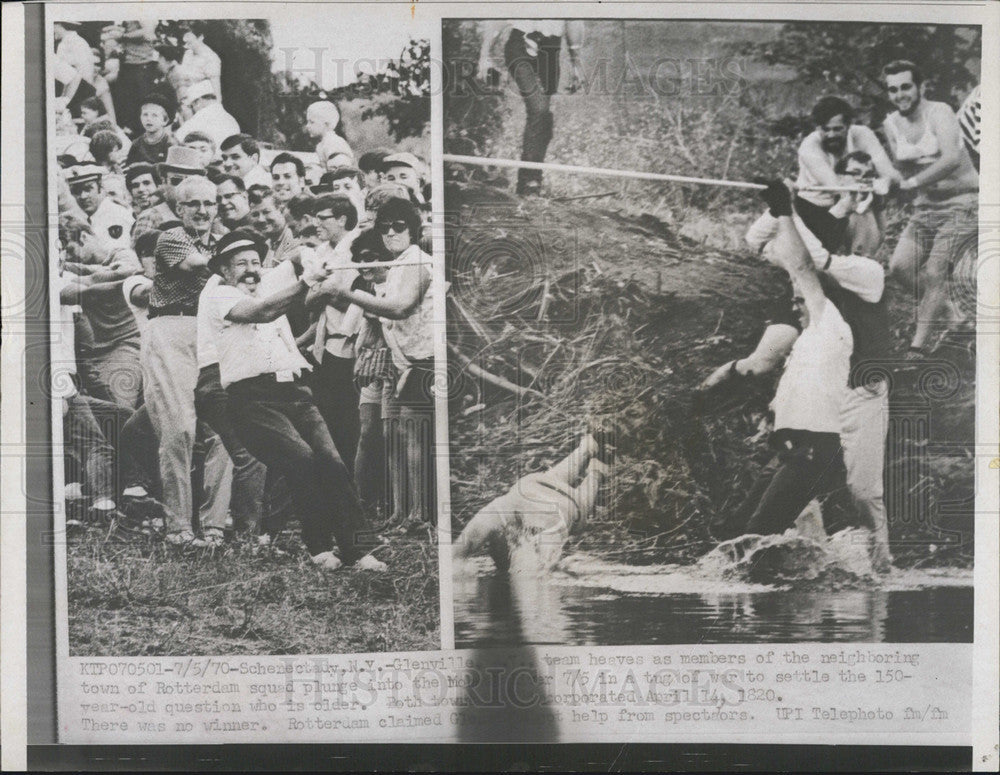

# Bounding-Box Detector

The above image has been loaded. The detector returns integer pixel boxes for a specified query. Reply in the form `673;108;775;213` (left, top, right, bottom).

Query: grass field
67;522;440;657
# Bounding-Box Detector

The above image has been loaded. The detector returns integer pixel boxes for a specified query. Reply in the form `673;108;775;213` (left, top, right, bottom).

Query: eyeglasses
375;220;409;235
182;200;217;210
355;251;383;263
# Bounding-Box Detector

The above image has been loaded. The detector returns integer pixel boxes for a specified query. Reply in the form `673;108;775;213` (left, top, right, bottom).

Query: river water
453;535;974;647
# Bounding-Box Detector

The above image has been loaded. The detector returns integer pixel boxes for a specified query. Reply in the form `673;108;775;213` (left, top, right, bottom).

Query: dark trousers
794;196;848;255
64;394;131;501
226;376;371;560
505;30;562;193
195;364;267;531
112;61;160;136
310;355;361;476
732;431;845;537
119;403;160;496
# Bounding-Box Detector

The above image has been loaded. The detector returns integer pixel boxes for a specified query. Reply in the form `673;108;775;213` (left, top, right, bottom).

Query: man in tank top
881;60;979;358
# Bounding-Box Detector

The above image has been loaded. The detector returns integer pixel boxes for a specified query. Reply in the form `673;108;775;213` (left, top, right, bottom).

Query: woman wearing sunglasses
319;197;436;536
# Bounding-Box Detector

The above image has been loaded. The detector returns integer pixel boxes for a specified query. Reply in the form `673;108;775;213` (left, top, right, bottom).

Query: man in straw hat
132;145;207;237
200;229;386;571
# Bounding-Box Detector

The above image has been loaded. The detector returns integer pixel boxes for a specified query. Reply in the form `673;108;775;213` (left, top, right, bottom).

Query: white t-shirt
771;301;853;434
199;263;306;385
121;274;153;335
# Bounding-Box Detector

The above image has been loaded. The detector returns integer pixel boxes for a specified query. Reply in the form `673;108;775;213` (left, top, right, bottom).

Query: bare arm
907;104;965;187
225;279;309;324
771;213;827;323
322;267;430;320
855;125;901;183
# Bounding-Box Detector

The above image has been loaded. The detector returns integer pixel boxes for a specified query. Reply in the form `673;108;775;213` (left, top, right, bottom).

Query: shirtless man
881;60;979;357
453;435;607;571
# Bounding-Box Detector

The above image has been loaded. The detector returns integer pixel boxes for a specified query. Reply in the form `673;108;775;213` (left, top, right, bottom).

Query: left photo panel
48;6;442;661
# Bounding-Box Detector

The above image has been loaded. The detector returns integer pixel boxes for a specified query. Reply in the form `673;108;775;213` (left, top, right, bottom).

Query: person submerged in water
453;434;607;571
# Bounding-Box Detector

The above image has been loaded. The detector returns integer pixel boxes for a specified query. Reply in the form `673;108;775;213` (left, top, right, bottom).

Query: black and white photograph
49;7;441;656
443;18;981;648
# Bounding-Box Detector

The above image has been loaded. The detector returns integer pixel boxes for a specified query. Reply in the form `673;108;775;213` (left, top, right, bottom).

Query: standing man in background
478;20;584;195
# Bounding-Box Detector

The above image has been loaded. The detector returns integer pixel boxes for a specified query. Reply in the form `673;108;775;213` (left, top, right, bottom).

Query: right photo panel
442;18;978;649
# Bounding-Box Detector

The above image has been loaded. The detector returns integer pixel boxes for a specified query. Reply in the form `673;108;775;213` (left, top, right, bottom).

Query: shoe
310;551;343;571
64;482;85;500
165;530;209;549
202;528;226;548
122;485;149;499
354;553;388;572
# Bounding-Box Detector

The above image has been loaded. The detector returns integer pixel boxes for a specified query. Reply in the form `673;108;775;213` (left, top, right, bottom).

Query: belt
148;305;197;319
228;372;303;390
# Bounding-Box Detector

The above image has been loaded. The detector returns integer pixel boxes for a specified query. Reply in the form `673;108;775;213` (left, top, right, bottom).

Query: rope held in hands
443;154;872;194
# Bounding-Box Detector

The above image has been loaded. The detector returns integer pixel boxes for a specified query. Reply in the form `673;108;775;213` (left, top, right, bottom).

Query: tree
741;23;981;121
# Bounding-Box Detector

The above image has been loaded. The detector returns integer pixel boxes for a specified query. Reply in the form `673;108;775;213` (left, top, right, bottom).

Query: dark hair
324;166;363;185
270;152;304;178
834;150;873;175
247;185;274;206
133;230;161;259
285;192;316;220
82;118;118;139
155;43;183;63
182;130;214;147
90;130;123;164
125;163;160;187
350;227;393;263
314;194;358;231
80;96;105;117
216;173;247;192
358;149;390;173
185;21;209;39
811;96;854;127
882;59;923;87
220;133;259;157
375;197;421;244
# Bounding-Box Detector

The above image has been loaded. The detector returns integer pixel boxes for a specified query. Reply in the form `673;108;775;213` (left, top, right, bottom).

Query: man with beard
881;60;979;357
124;163;161;216
269;152;306;205
794;96;898;253
216;175;251;230
142;175;232;548
201;229;386;571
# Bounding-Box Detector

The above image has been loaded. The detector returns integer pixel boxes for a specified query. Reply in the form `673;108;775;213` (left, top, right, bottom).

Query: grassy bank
68;525;440;657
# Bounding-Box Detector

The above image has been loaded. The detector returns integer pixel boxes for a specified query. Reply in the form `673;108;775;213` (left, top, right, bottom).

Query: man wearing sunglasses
142;175;234;549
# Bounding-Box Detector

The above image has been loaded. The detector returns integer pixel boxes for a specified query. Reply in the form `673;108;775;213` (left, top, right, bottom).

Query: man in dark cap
200;229;386;571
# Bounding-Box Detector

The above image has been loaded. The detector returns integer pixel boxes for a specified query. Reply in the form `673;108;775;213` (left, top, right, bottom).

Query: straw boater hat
156;146;207;178
65;164;105;189
208;229;268;273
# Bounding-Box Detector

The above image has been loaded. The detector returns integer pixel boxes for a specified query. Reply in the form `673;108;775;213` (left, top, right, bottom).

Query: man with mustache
881;60;979;358
142;175;233;548
794;96;898;253
200;229;386;571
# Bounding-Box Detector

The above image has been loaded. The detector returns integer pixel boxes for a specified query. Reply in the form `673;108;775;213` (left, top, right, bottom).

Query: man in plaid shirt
141;176;232;548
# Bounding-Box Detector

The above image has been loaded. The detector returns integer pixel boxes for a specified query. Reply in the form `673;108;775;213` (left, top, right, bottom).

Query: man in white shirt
175;80;240;153
200;230;385;571
220;134;273;190
708;180;853;540
301;194;364;469
54;21;96;85
66;165;134;252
